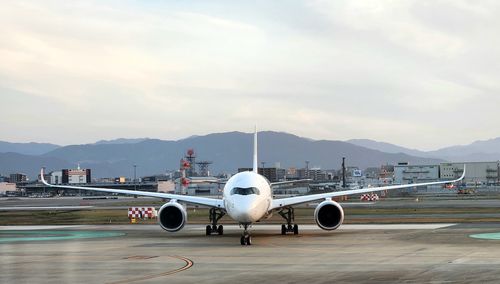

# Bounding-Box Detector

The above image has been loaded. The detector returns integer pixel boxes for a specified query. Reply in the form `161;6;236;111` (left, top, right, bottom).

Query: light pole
133;164;137;191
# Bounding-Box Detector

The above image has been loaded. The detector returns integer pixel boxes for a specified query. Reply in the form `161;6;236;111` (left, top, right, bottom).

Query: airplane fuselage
222;171;272;224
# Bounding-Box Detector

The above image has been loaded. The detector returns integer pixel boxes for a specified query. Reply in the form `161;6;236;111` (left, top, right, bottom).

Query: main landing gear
206;208;225;236
240;224;252;246
279;207;299;235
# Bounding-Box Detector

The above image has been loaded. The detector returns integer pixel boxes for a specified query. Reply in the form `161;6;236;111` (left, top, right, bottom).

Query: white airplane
40;130;466;245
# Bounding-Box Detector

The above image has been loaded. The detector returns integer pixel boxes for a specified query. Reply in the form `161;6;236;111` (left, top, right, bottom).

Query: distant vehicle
443;184;456;190
458;188;476;195
41;130;466;246
5;191;21;197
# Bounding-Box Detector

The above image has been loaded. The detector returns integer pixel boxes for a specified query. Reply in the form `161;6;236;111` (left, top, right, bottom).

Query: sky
1;0;500;150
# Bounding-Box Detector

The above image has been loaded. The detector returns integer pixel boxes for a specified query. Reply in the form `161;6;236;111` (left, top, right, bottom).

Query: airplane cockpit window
230;187;260;195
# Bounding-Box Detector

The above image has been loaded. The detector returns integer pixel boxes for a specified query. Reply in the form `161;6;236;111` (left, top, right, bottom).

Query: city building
286;167;298;178
364;167;381;179
62;167;91;184
238;167;286;182
308;168;327;181
48;171;62;184
394;163;440;184
9;173;27;183
380;164;394;179
0;182;17;195
440;162;499;186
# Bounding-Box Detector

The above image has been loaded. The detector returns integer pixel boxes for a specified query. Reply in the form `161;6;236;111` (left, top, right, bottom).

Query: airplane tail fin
253;126;258;173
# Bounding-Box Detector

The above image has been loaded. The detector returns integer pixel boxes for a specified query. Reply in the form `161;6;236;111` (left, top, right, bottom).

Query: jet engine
314;200;344;230
158;201;187;232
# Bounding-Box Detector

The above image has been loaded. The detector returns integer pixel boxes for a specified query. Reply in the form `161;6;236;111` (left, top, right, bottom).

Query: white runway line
337;224;456;230
185;223;456;231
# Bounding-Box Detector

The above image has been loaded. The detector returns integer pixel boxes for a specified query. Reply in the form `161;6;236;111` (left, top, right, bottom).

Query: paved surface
2;224;500;283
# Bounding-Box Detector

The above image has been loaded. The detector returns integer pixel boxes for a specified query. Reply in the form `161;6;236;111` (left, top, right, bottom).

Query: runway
2;223;500;283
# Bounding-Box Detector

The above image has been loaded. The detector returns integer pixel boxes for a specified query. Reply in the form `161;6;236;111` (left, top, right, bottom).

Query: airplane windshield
230;187;260;196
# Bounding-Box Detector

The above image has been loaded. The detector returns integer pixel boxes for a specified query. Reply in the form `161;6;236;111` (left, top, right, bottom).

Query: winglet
40;167;50;186
253;126;258;173
450;164;466;183
458;164;466;181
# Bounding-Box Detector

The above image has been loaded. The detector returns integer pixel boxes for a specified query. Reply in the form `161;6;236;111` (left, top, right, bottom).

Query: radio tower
196;161;213;177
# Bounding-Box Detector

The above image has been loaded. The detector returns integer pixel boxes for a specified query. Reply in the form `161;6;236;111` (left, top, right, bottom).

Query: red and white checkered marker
360;193;379;201
128;207;158;219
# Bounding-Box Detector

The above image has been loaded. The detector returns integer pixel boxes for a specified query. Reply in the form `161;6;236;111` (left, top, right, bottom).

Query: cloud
1;1;500;150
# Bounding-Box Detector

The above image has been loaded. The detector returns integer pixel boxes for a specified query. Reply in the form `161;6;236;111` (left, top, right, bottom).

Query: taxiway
2;223;500;283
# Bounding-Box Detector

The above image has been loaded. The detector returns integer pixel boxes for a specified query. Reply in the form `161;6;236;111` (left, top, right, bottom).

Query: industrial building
440;162;499;186
175;176;221;195
394;163;440;184
393;161;499;186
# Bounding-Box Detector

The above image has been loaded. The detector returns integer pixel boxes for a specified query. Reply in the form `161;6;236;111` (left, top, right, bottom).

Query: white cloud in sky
1;0;500;150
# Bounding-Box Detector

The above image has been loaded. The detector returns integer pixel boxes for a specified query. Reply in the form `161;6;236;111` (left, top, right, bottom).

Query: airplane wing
271;166;466;210
39;168;224;209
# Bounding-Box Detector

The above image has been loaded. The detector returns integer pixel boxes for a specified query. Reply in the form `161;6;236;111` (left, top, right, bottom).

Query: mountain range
1;132;499;179
0;141;60;156
347;138;500;162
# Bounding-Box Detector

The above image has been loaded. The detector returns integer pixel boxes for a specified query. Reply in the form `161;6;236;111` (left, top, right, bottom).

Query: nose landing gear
240;224;252;245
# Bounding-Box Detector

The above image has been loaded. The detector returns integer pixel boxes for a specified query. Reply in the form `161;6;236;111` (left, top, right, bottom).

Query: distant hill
0;141;60;155
33;131;443;179
0;152;71;179
94;138;149;145
347;139;430;157
428;137;500;161
348;137;500;162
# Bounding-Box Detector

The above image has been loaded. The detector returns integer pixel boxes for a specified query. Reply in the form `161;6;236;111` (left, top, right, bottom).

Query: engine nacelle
158;201;187;232
314;200;344;230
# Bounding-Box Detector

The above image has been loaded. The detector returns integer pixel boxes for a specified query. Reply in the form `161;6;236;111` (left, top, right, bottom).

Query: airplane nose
233;197;258;223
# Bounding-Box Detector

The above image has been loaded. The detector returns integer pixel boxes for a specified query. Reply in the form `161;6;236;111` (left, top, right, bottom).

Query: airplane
40;130;466;245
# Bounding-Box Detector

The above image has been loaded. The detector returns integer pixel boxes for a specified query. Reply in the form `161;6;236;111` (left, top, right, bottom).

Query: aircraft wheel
218;225;224;235
206;225;211;236
240;236;246;245
281;224;286;235
246;235;252;245
293;224;299;235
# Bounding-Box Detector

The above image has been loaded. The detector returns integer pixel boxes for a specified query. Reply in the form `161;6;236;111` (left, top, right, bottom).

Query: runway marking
123;255;159;260
0;225;82;231
470;232;500;240
0;206;94;211
0;230;125;243
108;255;194;284
185;224;456;231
